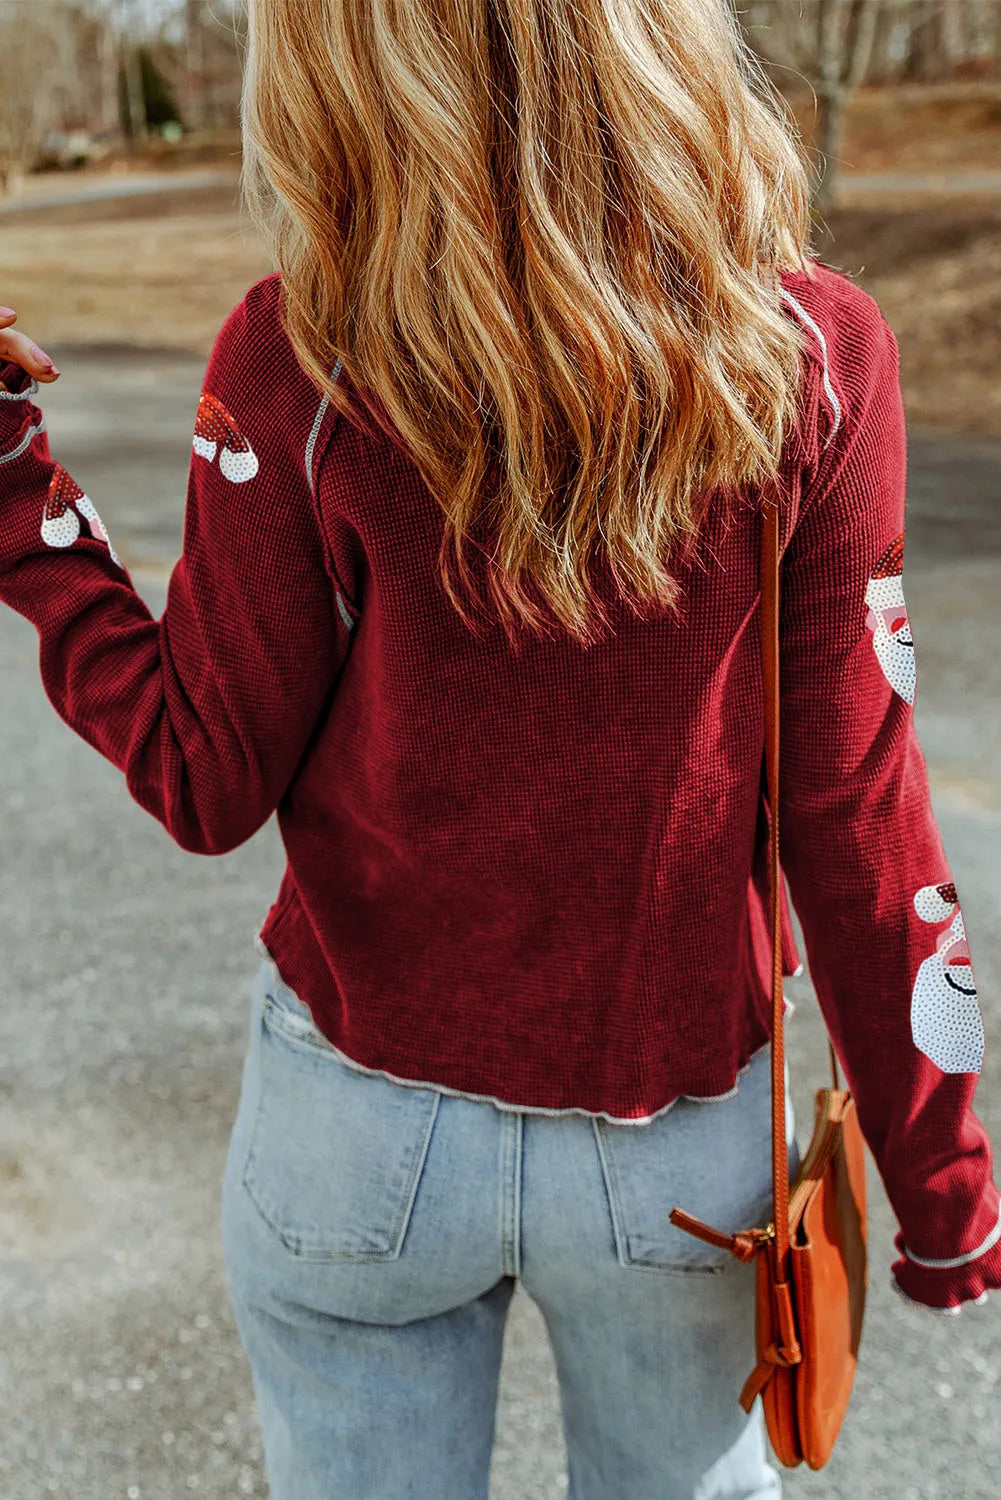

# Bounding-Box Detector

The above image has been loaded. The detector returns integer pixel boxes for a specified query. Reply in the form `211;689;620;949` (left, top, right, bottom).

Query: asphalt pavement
1;346;1000;1498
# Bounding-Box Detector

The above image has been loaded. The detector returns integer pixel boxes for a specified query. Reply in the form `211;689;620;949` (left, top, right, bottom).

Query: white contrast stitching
252;933;793;1127
335;591;355;631
779;288;842;450
304;396;329;497
0;374;39;401
0;415;46;464
305;358;357;625
305;358;343;497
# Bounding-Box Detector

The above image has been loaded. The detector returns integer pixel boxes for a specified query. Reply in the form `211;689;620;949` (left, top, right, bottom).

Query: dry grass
0;182;268;356
790;80;1001;175
817;199;1001;435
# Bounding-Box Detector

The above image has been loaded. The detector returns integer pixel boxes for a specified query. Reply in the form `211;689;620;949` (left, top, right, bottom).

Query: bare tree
171;0;245;131
0;0;79;191
185;0;209;129
815;0;882;206
116;0;149;141
896;0;1000;80
83;0;131;134
739;0;885;212
97;14;121;133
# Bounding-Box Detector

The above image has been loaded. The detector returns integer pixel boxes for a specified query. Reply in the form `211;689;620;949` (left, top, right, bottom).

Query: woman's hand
0;307;60;390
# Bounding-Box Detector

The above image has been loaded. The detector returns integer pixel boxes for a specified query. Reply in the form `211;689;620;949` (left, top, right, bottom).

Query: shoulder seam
231;280;359;627
306;357;344;499
780;286;842;451
308;359;361;625
795;304;898;522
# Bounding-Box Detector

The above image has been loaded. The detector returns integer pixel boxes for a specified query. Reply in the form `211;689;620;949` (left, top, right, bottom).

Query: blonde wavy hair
241;0;818;646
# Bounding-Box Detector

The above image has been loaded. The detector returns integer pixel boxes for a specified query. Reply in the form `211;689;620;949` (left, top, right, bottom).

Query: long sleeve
776;291;1000;1312
0;279;352;855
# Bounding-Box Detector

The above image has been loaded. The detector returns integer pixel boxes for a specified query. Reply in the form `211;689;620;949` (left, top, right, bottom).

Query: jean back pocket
240;979;441;1262
593;1048;799;1275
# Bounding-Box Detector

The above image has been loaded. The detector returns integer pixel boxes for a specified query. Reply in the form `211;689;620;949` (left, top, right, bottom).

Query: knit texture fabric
1;260;998;1313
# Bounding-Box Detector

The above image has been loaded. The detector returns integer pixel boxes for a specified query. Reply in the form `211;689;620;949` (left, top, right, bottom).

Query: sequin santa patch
865;532;915;704
911;881;984;1074
192;391;259;483
41;464;123;570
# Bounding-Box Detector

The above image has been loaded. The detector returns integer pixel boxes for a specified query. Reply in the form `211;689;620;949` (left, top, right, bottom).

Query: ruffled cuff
0;362;45;466
890;1193;1001;1313
0;360;38;400
890;1275;990;1317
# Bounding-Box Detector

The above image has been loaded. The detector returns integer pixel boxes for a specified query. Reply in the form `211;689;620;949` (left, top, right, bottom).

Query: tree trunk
123;39;148;142
846;0;883;88
902;0;939;81
98;17;121;134
186;0;207;130
814;81;849;212
939;0;967;75
814;0;850;211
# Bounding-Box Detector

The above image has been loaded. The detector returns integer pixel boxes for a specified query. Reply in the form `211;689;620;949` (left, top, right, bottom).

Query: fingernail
49;366;60;376
0;306;15;317
30;344;54;368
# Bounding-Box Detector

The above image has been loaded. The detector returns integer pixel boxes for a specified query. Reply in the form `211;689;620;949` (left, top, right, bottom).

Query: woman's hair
241;0;818;646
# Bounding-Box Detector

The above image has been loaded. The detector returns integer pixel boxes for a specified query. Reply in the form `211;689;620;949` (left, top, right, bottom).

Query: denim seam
498;1112;522;1277
242;995;441;1261
593;1125;732;1275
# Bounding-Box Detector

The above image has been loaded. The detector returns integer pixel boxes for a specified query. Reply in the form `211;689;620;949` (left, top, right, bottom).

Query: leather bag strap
760;497;841;1269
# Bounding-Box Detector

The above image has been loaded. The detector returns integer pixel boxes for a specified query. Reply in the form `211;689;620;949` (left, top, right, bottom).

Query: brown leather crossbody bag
669;495;870;1470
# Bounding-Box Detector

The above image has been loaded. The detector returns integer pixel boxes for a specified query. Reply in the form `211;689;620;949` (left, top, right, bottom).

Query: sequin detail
193;390;259;483
865;531;915;705
911;881;984;1073
41;464;123;569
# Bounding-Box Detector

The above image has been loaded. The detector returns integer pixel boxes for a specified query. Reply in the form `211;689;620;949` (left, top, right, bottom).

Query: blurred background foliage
0;0;999;431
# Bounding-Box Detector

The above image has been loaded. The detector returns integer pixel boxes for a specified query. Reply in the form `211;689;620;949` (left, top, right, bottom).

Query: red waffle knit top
1;259;998;1313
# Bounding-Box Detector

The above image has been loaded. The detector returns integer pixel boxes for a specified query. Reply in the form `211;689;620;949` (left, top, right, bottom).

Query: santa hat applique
910;880;984;1075
192;391;259;483
865;532;908;626
40;465;81;549
41;464;123;569
871;532;905;583
913;881;958;924
865;530;915;705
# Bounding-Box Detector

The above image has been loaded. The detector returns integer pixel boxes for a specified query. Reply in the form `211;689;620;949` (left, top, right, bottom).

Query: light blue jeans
220;957;802;1500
